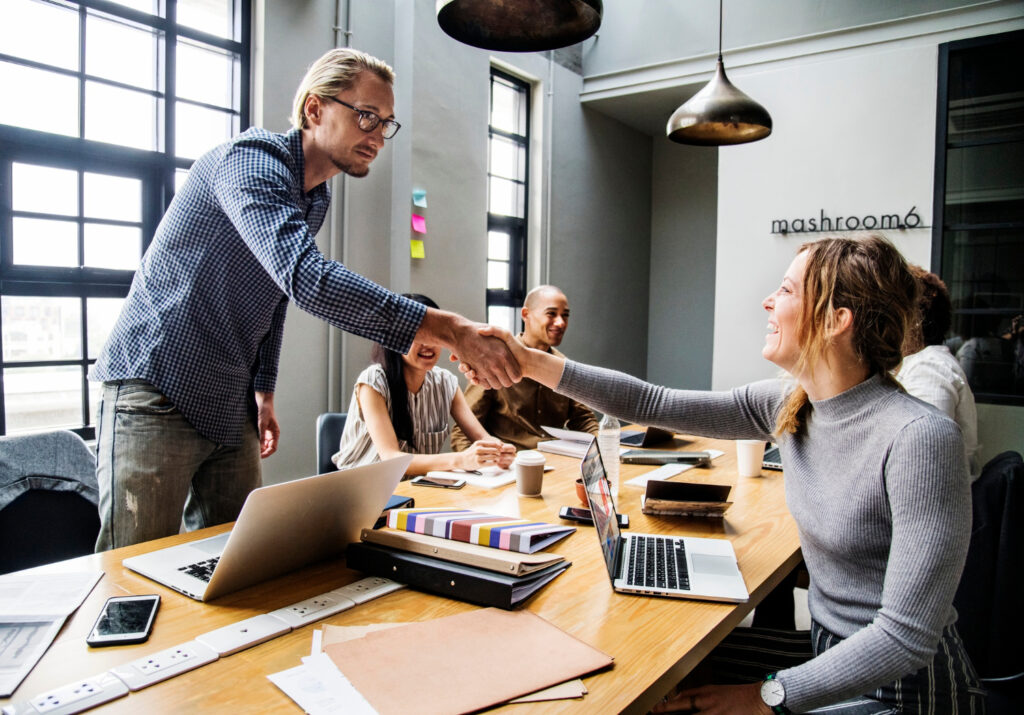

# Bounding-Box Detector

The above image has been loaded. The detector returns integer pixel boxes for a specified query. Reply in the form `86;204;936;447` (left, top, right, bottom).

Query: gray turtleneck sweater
558;362;970;713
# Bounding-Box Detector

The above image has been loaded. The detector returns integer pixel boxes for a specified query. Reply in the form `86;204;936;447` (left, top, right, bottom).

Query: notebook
122;454;412;601
619;425;676;447
580;440;748;602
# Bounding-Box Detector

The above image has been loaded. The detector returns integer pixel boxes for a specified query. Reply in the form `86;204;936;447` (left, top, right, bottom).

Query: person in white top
332;294;516;477
898;267;980;479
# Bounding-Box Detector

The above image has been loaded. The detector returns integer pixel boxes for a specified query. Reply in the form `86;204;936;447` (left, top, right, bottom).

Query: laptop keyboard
626;535;689;591
178;557;220;582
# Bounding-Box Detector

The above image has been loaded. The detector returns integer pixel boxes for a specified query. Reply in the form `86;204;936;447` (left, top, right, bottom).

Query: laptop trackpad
193;532;230;555
691;553;738;577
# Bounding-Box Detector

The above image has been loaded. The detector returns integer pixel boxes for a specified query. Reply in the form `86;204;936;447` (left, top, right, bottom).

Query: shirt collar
286;128;330;203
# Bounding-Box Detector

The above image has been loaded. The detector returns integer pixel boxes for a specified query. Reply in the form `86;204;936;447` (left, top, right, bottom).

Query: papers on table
624;449;725;488
536;426;598;458
0;571;103;697
427;466;515;488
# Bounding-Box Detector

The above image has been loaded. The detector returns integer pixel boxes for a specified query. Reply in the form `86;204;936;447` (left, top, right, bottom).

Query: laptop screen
580;440;621;579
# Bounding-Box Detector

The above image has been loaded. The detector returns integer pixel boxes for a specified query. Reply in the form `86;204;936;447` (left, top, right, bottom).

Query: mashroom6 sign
770;206;925;235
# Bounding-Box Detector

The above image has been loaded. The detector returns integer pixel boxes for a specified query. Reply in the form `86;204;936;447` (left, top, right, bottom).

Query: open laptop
123;454;413;601
620;425;675;447
580;440;748;603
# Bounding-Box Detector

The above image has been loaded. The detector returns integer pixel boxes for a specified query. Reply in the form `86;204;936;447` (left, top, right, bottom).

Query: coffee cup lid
515;450;546;466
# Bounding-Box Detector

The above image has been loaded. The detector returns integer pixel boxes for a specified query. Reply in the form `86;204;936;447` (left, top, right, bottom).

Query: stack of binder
347;528;571;609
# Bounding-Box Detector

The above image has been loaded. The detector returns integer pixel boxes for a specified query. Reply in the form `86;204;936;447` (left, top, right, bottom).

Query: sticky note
410;239;425;259
411;214;426;233
412;189;427;208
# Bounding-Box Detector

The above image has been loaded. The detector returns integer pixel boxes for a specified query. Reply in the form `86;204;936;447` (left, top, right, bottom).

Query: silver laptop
620;425;675;447
123;455;413;601
580;440;748;603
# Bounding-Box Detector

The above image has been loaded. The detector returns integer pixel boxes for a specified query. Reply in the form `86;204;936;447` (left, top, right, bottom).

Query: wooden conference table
1;434;801;714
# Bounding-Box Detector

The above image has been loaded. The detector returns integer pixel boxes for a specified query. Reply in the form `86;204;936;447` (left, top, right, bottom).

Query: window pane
87;297;125;359
488;176;524;218
489;135;526;181
0;0;79;70
2;366;83;434
944;142;1024;226
487;260;509;290
491;78;525;136
84;173;142;222
487;305;515;333
176;102;234;159
86;12;158;90
84;224;142;270
178;0;233;40
2;296;82;362
487;231;509;260
0;62;79;136
105;0;157;15
12;218;78;267
13;163;78;217
85;81;157;150
177;39;234;107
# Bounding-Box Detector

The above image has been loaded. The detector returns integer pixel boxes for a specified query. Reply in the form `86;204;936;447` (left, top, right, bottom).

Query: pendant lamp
666;0;771;145
436;0;602;52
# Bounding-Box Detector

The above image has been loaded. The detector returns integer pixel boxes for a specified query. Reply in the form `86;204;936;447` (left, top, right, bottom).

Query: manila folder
324;607;613;714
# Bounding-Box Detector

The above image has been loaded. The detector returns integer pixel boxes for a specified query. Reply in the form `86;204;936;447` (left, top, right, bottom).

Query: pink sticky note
411;214;427;233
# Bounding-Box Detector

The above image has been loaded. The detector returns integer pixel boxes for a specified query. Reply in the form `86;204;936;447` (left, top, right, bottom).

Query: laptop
620;425;675;447
123;454;413;601
580;440;748;603
763;444;783;471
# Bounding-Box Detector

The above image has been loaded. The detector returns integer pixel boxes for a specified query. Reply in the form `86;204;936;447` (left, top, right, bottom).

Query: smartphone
86;594;160;647
410;475;466;489
559;505;629;528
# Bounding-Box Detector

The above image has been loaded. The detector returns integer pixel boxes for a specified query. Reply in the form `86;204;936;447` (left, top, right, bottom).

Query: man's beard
332;156;370;178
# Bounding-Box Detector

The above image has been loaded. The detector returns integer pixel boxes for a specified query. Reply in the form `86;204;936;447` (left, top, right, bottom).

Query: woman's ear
831;307;855;338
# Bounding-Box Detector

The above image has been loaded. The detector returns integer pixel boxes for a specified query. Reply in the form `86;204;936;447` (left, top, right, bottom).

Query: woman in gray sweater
487;235;982;713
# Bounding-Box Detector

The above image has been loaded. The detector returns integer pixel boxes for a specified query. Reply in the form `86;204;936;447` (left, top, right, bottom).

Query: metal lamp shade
436;0;602;52
666;59;772;145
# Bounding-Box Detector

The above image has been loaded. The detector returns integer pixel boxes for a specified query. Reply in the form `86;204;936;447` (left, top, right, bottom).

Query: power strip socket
109;640;219;691
331;576;405;605
268;591;357;628
2;673;129;715
195;613;292;656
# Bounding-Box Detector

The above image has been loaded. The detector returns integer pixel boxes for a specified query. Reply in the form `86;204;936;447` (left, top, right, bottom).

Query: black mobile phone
410;475;466;489
86;594;161;647
559;505;629;528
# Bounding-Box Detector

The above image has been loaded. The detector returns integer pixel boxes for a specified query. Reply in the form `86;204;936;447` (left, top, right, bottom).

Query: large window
486;69;530;333
933;29;1024;405
0;0;250;437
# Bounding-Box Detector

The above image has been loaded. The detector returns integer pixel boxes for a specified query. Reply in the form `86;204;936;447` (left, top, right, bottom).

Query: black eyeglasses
325;96;401;139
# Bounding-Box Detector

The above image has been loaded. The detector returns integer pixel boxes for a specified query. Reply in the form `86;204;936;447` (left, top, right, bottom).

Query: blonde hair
774;234;919;436
290;49;395;130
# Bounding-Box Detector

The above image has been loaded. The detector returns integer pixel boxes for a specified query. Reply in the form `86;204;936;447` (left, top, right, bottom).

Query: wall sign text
770;207;924;235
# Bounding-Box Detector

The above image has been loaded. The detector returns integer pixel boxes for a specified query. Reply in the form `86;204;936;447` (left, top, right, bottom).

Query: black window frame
0;0;251;438
486;68;530;332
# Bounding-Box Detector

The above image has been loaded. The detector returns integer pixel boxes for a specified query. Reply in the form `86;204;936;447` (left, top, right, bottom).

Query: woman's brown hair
774;235;919;436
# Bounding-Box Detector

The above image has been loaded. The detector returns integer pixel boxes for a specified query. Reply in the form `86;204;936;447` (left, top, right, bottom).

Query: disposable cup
514;450;546;496
736;439;766;477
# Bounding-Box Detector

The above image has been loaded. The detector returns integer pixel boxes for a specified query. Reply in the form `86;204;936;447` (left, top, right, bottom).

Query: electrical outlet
268;591;356;628
3;673;129;715
195;613;291;656
331;576;405;605
109;640;219;691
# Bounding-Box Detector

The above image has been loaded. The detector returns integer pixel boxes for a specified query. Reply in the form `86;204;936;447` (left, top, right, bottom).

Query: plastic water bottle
597;413;621;500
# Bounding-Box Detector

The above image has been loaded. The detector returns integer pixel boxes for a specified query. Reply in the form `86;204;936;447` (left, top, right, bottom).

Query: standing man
91;49;518;550
451;285;598;451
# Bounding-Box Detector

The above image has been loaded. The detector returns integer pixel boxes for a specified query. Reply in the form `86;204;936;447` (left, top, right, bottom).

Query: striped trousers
708;622;986;713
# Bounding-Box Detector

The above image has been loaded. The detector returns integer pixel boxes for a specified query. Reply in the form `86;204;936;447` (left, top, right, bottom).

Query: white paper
540;426;594;443
268;654;378;715
427;466;516;488
624;449;726;487
0;571;102;697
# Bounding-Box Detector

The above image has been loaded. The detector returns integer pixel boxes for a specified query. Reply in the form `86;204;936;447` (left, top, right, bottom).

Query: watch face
761;678;785;707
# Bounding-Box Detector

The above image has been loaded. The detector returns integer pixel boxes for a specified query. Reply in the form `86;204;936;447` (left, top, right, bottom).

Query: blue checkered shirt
91;128;426;446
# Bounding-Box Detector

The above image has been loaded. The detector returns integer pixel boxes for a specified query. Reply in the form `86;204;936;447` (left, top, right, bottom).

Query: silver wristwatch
760;673;787;713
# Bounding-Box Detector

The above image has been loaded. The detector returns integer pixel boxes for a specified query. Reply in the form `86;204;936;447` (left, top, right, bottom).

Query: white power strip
108;640;219;691
332;576;405;605
195;613;292;656
2;673;129;715
269;591;357;628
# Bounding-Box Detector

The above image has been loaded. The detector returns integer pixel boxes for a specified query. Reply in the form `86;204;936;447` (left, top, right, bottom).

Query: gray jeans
95;380;261;551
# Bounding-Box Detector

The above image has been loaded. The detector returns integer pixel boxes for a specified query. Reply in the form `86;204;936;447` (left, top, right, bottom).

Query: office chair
315;412;348;474
953;450;1023;713
0;431;101;574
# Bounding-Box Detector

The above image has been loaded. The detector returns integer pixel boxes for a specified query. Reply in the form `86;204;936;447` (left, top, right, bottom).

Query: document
268;653;378;715
0;571;102;697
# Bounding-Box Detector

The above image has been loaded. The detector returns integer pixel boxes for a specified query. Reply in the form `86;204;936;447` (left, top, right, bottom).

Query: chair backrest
953;449;1023;681
0;430;100;574
315;412;348;474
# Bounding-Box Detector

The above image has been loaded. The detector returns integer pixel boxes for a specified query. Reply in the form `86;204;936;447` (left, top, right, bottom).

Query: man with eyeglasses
91;48;520;550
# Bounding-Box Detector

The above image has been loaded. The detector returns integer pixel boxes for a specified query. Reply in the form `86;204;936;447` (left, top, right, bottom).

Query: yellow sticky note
410;239;425;259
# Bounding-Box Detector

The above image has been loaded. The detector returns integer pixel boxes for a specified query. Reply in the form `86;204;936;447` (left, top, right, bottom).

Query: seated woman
332;294;515;477
897;266;979;479
482;235;981;713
